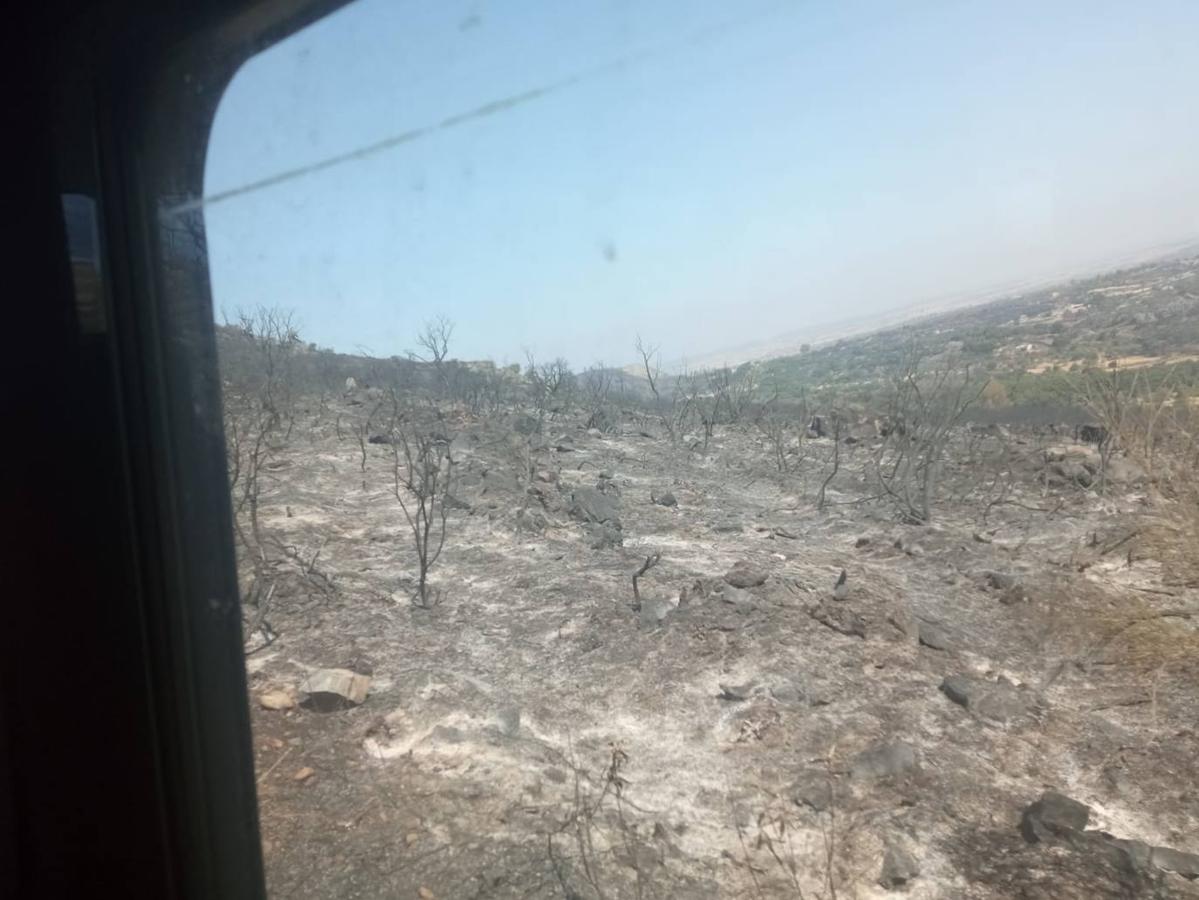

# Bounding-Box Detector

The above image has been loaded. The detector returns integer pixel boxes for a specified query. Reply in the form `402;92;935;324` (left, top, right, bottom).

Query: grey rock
809;600;866;638
879;844;921;889
1150;845;1199;878
431;725;464;744
940;675;975;707
300;668;371;712
724;561;768;588
790;772;833;812
1104;836;1153;870
720;585;754;606
1020;791;1091;843
984;571;1017;591
998;583;1030;605
570;487;621;527
918;623;952;651
974;689;1030;721
652;490;678;507
717;681;758;701
497;706;521;737
719;563;767;592
806;688;834;707
712;520;743;533
586;427;604;438
940;674;1030;721
832;569;849;600
851;741;918;780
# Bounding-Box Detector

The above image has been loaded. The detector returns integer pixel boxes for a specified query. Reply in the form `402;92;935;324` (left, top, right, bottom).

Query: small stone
652;490;678;507
940;674;1029;721
940;675;974;707
855;536;872;548
418;887;436;900
259;690;296;710
724;561;768;588
985;571;1016;591
1000;583;1030;605
497;706;521;737
301;668;371;711
1020;791;1091;843
431;725;464;744
851;741;918;780
879;844;921;889
832;569;849;600
918;623;952;651
293;767;315;782
809;600;866;638
717;682;757;701
720;585;754;606
791;772;833;812
405;832;420;845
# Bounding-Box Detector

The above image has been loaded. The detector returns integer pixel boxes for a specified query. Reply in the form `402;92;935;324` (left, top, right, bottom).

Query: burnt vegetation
221;254;1199;899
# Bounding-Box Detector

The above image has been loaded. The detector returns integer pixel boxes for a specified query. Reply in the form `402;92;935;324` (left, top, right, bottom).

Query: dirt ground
244;399;1199;899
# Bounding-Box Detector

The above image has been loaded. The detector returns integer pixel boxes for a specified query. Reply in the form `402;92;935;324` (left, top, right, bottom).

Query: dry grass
1089;599;1199;675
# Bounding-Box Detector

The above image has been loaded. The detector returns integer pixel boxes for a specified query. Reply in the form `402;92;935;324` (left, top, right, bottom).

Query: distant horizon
220;236;1199;374
205;0;1199;371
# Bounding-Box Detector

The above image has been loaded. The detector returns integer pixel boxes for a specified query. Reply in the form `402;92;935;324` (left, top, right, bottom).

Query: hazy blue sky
204;0;1199;367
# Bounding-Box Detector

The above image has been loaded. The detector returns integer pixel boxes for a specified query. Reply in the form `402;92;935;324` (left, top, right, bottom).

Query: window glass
206;3;1199;896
